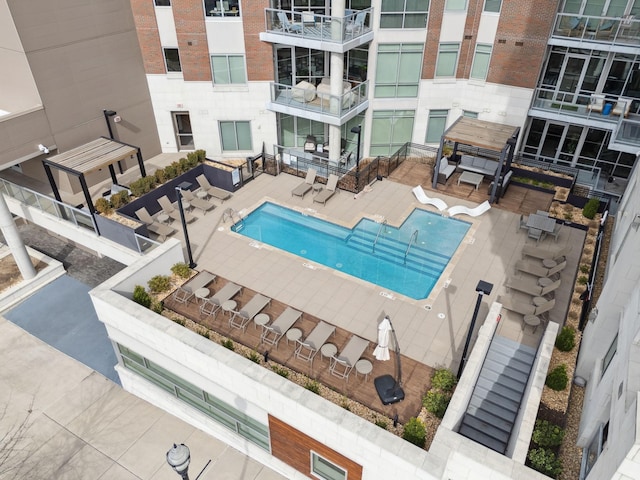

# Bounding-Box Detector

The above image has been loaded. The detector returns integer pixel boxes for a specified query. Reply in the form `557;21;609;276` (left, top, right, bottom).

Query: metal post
175;186;196;269
103;110;116;139
457;280;493;379
166;443;191;480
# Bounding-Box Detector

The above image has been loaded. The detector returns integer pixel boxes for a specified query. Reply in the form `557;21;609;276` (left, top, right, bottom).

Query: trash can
602;103;612;115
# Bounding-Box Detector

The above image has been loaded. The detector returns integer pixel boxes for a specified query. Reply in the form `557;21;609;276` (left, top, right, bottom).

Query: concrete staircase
459;335;537;454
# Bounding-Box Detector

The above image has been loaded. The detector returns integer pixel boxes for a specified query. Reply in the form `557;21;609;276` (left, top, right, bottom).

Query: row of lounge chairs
291;169;340;205
412;186;491;217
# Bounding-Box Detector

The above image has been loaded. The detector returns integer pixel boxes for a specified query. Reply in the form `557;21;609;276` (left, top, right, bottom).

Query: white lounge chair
199;282;242;317
447;200;491;217
294;321;335;364
196;175;232;202
229;293;271;333
291;168;317;198
181;189;216;214
330;335;368;380
505;276;561;297
260;307;302;348
411;185;448;212
499;295;556;317
172;271;216;304
313;174;339;205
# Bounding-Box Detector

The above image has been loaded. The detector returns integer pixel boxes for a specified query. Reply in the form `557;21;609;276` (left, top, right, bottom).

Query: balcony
267;80;369;126
551;13;640;49
259;8;374;53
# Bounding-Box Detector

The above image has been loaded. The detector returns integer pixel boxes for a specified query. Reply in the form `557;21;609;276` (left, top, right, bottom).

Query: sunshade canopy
443;117;519;152
44;137;137;175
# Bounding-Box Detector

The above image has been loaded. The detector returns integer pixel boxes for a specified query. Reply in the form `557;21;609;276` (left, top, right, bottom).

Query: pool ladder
223;208;244;230
372;219;388;253
404;229;418;264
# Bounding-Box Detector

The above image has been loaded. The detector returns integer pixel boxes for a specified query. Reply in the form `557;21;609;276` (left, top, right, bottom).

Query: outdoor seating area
518;212;563;243
163;272;431;422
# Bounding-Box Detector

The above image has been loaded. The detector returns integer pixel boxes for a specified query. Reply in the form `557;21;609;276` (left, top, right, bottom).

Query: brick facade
243;0;275;81
173;0;212;82
130;0;165;74
422;0;445;79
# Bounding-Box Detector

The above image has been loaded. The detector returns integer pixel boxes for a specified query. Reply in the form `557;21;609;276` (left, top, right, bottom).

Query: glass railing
263;8;373;44
553;13;640;46
615;116;640;147
269;80;368;119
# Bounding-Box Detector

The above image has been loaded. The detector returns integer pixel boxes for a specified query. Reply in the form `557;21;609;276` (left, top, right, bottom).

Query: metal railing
553;12;640;47
404;230;418;265
372;219;388;253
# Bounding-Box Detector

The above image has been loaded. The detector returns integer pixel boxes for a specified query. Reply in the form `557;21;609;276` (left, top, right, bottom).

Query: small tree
582;197;600;219
402;418;426;447
133;285;151;308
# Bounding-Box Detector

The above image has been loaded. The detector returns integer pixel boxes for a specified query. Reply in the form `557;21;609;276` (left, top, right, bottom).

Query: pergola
431;117;520;203
42;136;146;214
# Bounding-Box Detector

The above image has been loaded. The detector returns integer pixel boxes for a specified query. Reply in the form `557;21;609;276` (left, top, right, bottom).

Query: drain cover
438;313;446;319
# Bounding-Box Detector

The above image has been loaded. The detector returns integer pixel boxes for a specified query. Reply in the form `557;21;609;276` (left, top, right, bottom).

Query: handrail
404;229;418;264
223;207;243;228
372;219;388;253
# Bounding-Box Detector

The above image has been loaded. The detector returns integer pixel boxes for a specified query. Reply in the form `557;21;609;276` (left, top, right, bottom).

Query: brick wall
242;0;274;81
172;0;212;81
422;0;445;78
130;0;165;74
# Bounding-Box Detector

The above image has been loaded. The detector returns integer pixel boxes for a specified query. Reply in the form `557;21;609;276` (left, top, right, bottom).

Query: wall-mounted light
38;144;49;154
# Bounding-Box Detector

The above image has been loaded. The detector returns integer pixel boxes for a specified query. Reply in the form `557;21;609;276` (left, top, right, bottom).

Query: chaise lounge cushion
437;157;456;184
292;81;316;103
459;155;500;177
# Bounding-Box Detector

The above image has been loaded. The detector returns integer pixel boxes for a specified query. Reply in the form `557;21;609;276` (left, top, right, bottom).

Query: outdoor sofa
458;154;500;177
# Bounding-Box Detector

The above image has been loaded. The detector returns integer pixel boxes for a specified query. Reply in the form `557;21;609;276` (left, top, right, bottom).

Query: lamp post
457;280;493;379
175;182;196;269
350;125;362;192
166;443;191;480
103;109;117;139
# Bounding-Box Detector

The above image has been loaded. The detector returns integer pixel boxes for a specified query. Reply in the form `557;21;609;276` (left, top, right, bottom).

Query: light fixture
175;182;196;268
103;109;117;139
38;144;49;154
457;280;493;379
166;443;191;480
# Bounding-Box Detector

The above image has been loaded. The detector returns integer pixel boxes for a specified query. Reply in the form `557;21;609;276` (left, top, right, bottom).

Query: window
435;43;459;77
374;43;423;97
445;0;467;11
211;55;246;84
380;0;429;29
311;452;347;480
483;0;501;12
172;112;194;151
370;109;415;156
425;109;448;143
117;343;270;450
204;0;240;17
470;44;492;80
220;121;252;151
581;422;609;478
463;110;478;118
155;0;171;5
601;333;617;378
163;48;181;72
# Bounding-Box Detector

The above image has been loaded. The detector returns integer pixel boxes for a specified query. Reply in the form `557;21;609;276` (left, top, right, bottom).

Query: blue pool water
232;202;470;300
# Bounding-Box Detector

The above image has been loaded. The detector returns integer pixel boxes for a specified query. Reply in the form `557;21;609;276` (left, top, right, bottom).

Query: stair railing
372;219;388;253
404;229;418;264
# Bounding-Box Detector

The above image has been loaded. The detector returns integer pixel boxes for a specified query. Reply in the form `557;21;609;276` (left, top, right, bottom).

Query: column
0;194;36;280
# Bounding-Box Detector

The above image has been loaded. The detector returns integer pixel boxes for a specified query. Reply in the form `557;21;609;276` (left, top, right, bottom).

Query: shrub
532;420;565;448
555;326;576;352
130;176;156;197
171;262;192;279
304;380;321;394
402;418;426;448
179;157;190;173
164;163;179;179
580;264;590;274
151;300;164;314
154;168;166;184
94;197;112;214
111;191;130;209
431;368;457;392
172;317;186;326
423;390;451;418
375;418;388;429
147;275;171;293
221;339;235;351
582;197;600;220
577;275;588;285
186;151;200;168
546;364;568;391
198;329;209;339
133;285;151;308
528;448;563;478
271;365;288;378
246;351;261;363
195;149;206;162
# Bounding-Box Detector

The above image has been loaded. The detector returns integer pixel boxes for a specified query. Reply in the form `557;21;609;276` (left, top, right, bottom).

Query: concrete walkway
0;317;286;480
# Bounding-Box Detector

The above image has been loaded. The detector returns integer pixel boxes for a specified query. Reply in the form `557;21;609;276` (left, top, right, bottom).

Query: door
557;56;587;103
172;112;194;151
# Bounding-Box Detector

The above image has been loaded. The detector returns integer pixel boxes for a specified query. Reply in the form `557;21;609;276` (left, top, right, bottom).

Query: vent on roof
515;41;524;46
498;39;506;44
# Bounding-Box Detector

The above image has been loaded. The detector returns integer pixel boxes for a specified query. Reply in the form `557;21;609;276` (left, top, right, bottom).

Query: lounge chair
411;185;448;212
172;271;216;304
330;335;368;380
181;189;215;215
611;97;633;117
158;195;196;224
505;276;561;297
199;282;242;317
229;293;271;333
345;10;366;35
196;175;232;202
291;168;317;198
260;307;302;347
522;244;571;261
587;93;606;113
277;11;303;33
294;321;336;364
499;295;556;317
547;260;568;277
447;200;491;218
515;259;567;278
313;174;339;205
135;207;176;241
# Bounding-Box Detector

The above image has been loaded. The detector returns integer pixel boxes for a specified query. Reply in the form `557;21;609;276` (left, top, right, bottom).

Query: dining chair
528;227;543;243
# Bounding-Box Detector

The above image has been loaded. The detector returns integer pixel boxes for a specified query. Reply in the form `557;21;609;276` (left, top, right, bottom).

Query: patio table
457;171;484;190
526;213;556;233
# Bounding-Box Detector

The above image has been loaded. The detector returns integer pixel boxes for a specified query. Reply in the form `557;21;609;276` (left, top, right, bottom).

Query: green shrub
186;151;200;168
165;163;180;179
546;364;568;391
94;197;112;214
172;317;186;326
340;398;351;411
532;420;565;448
179;157;190;173
195;149;206;162
151;300;164;314
555;326;576;352
431;368;457;392
147;275;171;293
577;275;588;285
402;418;426;448
111;191;129;209
198;329;209;339
171;262;192;279
154;168;166;184
582;197;600;220
528;448;563;478
271;365;288;378
304;380;321;394
129;176;157;197
375;418;388;429
423;390;451;418
221;339;235;351
246;351;261;363
133;285;151;308
580;264;590;274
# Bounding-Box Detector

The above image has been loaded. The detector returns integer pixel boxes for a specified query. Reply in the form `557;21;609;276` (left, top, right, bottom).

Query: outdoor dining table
526;213;556;233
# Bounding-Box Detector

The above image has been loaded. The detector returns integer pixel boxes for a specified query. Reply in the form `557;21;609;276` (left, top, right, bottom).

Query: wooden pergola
431;117;520;203
42;136;146;215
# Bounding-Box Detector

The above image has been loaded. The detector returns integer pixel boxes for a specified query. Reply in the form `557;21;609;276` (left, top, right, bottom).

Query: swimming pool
231;202;470;300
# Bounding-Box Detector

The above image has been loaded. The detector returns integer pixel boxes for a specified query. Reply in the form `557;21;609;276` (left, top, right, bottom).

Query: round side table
286;328;302;346
542;259;557;268
254;313;269;330
532;296;547;307
320;343;337;362
221;300;237;316
538;277;553;287
194;287;210;304
355;359;373;380
523;314;541;333
196;190;208;200
157;213;170;224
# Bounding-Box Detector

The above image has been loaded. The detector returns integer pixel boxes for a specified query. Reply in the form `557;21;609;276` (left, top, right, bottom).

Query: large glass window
155;0;171;6
220;121;252;151
374;43;423;97
435;43;460;77
483;0;500;12
370;109;415;156
425;109;448;143
211;55;247;84
204;0;241;17
277;114;325;148
380;0;429;29
601;333;618;378
311;452;347;480
470;44;492;80
582;422;609;478
345;46;369;83
445;0;467;11
163;48;182;72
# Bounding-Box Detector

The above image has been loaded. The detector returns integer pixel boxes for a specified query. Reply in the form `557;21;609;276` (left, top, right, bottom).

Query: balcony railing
552;13;640;47
268;80;368;123
263;8;373;45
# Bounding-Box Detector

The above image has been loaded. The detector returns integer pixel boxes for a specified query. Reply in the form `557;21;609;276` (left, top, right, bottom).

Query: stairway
459;335;537;454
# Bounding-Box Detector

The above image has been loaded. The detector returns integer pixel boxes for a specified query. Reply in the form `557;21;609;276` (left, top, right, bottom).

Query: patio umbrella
373;316;392;361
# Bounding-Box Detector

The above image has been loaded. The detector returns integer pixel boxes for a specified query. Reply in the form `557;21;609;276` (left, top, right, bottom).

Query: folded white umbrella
373;316;392;361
